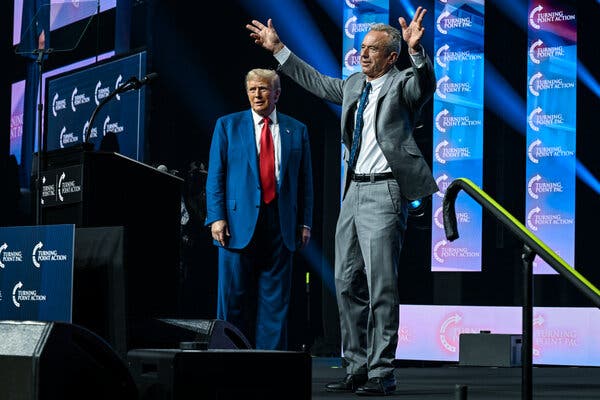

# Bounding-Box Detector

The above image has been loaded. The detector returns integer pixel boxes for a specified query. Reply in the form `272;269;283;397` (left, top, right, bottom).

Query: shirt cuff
409;45;426;68
274;45;292;65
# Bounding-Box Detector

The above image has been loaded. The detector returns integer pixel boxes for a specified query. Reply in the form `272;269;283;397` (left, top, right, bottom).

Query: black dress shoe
325;374;368;392
355;375;396;396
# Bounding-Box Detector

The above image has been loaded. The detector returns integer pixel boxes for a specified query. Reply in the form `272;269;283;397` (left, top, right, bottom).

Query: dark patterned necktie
348;82;372;170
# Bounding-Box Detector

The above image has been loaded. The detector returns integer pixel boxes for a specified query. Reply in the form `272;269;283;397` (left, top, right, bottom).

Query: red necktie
259;117;276;204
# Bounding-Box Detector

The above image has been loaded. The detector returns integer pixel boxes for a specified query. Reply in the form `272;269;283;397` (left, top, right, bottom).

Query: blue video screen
45;50;147;161
14;0;116;46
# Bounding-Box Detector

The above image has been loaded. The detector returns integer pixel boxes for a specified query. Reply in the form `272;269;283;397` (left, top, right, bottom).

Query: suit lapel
377;68;396;99
343;79;366;145
242;110;260;184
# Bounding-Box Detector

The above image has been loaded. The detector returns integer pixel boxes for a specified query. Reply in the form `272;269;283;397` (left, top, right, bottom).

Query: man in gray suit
247;6;438;396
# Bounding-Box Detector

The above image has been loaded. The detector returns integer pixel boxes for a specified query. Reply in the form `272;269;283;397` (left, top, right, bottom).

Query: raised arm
246;18;285;54
398;6;427;54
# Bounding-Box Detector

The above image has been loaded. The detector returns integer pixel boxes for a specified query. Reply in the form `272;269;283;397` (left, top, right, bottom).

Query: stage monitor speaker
459;332;522;367
140;318;252;350
127;348;311;400
0;320;138;400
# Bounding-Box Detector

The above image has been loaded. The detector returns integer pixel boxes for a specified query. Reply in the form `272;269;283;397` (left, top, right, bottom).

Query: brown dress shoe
325;374;368;392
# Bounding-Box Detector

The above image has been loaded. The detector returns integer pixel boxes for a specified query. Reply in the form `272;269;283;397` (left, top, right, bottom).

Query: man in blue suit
205;68;313;350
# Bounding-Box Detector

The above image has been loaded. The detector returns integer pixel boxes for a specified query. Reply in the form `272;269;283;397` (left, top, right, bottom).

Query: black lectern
35;145;181;227
33;145;184;352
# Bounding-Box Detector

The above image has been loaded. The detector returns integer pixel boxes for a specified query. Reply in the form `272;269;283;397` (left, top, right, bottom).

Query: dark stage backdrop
4;0;599;355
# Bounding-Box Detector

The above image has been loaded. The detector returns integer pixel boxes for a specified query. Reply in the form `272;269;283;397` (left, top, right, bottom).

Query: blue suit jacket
205;110;313;251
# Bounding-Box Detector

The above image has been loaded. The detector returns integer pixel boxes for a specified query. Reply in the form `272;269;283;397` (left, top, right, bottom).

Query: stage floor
312;357;600;399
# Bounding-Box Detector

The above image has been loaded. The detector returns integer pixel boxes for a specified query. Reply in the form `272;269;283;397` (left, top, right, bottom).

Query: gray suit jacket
278;51;439;201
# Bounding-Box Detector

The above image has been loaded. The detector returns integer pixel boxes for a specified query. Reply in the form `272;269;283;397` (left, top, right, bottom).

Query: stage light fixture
408;197;428;218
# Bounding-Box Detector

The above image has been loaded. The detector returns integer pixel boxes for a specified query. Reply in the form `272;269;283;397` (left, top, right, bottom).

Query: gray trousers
335;178;408;378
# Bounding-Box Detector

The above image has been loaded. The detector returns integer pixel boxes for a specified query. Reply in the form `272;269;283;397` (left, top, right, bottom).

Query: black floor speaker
459;333;522;367
127;348;311;400
0;320;138;400
138;318;252;350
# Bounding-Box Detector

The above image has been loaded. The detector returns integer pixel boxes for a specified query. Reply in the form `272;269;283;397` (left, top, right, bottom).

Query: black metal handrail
442;177;600;400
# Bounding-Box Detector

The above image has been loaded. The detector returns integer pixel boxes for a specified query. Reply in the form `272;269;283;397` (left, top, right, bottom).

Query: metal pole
35;51;44;226
455;384;468;400
521;244;535;400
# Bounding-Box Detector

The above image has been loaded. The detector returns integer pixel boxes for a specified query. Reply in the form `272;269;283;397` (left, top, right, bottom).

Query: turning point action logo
435;108;481;133
59;126;79;148
529;5;575;30
103;115;124;136
83;121;97;139
51;93;67;117
433;240;479;264
527;138;574;164
526;207;573;232
435;44;482;69
528;72;574;97
95;79;111;105
12;281;47;308
31;241;68;269
71;87;90;112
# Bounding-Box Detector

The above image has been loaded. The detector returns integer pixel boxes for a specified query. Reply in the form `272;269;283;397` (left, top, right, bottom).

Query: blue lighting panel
431;0;484;272
525;1;576;274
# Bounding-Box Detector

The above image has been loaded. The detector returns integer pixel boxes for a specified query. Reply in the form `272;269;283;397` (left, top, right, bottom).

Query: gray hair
369;23;402;54
245;68;281;91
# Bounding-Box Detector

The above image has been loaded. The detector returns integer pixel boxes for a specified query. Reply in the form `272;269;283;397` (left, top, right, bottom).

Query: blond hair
245;68;281;91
